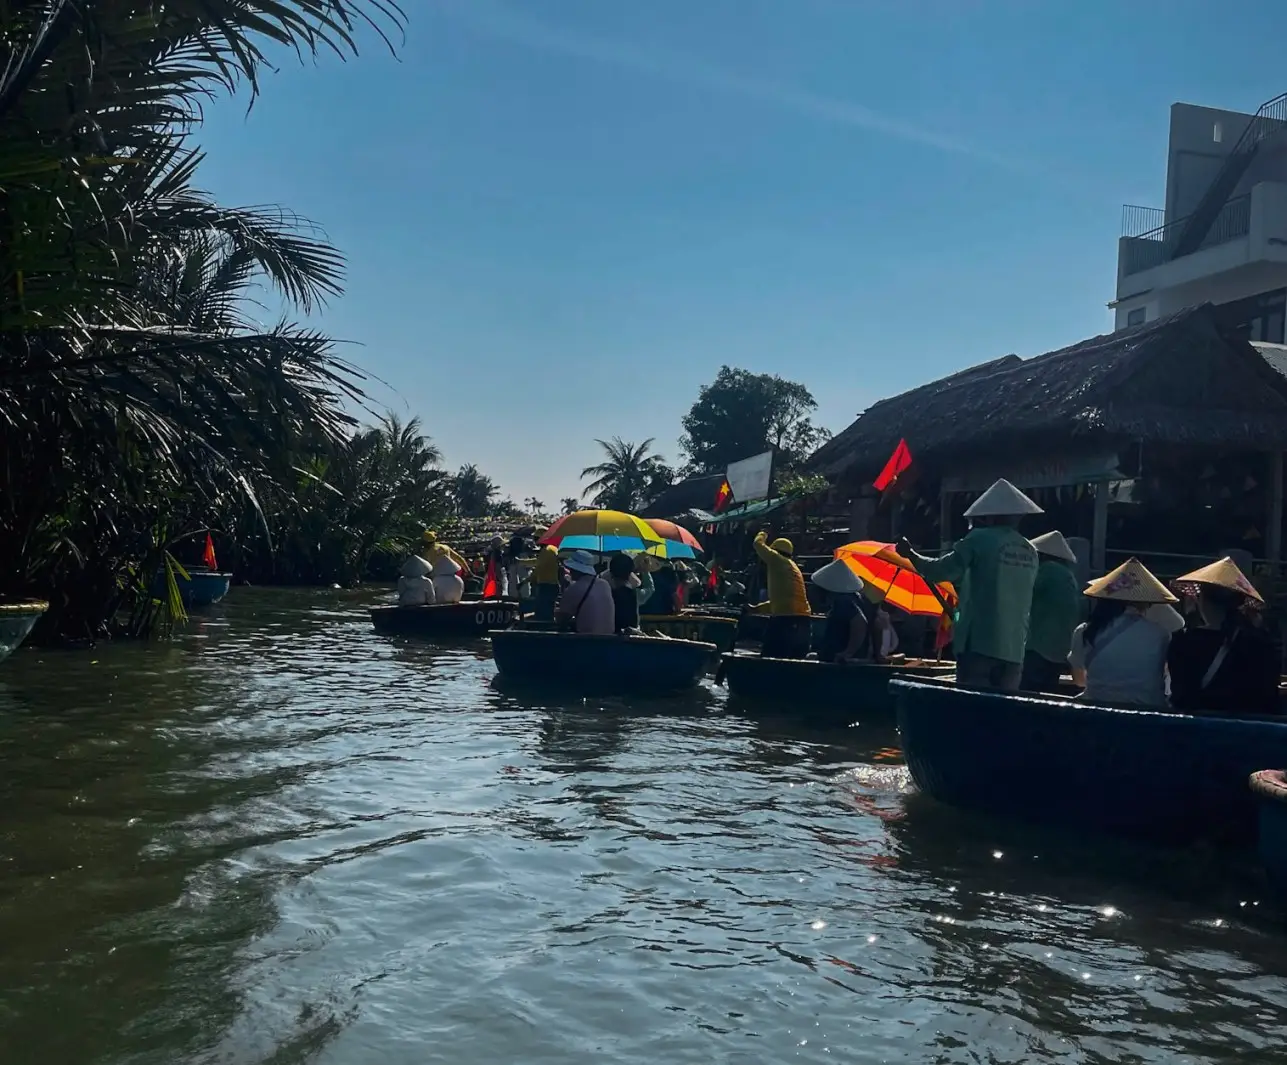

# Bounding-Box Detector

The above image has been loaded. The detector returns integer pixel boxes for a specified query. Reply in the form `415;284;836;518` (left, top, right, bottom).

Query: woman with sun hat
1069;558;1176;708
1167;557;1280;715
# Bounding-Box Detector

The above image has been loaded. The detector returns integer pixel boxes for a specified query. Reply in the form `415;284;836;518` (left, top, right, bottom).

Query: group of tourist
896;478;1280;714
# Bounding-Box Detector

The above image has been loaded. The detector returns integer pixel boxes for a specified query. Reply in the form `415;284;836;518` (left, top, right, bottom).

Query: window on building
1213;121;1223;144
1126;307;1146;327
1214;288;1287;344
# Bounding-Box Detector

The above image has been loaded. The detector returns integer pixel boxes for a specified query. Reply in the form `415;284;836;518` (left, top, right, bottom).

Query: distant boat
1250;770;1287;899
717;653;953;723
371;601;520;638
152;569;232;608
895;677;1287;846
490;629;715;693
639;613;738;654
0;602;47;662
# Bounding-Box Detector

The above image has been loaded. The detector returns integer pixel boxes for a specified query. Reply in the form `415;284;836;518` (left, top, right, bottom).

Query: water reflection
0;589;1285;1064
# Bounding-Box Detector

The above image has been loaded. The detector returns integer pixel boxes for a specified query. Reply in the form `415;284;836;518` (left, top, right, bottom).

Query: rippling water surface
1;588;1286;1064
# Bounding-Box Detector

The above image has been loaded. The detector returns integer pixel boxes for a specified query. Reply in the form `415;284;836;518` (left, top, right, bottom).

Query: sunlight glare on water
0;589;1285;1064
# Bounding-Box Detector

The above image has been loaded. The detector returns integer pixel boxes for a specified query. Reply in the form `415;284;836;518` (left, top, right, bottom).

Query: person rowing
1021;531;1083;693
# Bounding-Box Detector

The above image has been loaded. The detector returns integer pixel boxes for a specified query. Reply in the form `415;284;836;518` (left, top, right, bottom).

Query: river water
1;588;1285;1064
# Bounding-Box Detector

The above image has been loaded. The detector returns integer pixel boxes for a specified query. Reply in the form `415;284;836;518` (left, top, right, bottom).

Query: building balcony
1114;182;1287;326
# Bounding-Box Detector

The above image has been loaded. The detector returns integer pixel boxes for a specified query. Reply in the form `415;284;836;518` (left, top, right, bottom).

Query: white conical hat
963;478;1044;517
401;554;432;579
432;556;460;576
811;559;865;595
1029;530;1077;563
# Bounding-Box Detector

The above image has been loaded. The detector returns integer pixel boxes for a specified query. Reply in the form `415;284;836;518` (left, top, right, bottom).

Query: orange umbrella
643;519;702;550
834;541;956;618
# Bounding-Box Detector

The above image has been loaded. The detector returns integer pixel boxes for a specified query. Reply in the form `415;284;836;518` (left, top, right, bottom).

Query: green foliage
581;438;674;513
679;366;830;476
561;497;582;515
450;464;500;517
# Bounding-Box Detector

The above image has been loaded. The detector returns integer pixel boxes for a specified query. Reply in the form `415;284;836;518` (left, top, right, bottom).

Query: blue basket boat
894;677;1287;846
639;613;739;654
371;600;520;638
153;569;232;608
717;653;954;724
490;629;716;693
0;602;47;662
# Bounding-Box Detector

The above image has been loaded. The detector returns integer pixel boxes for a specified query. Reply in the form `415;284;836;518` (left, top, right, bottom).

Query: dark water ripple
0;588;1285;1064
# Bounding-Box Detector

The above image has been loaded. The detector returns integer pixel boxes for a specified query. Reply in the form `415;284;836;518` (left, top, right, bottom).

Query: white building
1114;94;1287;341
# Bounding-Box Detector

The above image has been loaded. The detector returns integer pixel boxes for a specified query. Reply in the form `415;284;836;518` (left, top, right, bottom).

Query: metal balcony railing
1120;193;1251;276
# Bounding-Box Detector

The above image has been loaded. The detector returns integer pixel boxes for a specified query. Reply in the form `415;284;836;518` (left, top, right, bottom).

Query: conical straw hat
1174;556;1264;603
1029;530;1077;563
811;559;865;595
1084;557;1177;603
963;478;1044;517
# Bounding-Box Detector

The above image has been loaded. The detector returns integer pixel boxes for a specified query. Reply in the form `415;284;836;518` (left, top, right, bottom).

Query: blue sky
197;0;1287;506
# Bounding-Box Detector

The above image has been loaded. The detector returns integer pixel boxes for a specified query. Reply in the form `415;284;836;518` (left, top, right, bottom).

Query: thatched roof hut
809;304;1287;483
640;473;725;518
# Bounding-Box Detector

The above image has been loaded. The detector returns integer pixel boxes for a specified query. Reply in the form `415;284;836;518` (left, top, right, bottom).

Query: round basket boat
717;653;953;723
639;613;738;654
1251;769;1287;898
490;629;716;693
371;600;520;638
0;601;48;663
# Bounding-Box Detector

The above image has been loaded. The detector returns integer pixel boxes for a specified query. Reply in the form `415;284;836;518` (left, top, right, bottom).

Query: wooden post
1269;451;1284;572
939;484;951;551
1091;480;1109;573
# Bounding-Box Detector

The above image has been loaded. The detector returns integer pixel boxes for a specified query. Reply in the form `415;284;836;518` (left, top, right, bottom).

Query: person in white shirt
397;554;435;607
555;550;615;635
1068;557;1177;708
431;556;465;605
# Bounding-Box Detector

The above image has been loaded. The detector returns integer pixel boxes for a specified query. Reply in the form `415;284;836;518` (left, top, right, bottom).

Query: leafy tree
581;438;673;513
561;497;582;515
451;465;499;517
679;366;830;475
524;497;546;514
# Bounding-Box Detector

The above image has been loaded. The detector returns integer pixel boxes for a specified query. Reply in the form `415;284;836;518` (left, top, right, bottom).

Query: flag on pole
483;555;500;599
202;533;218;571
873;439;913;492
706;563;719;594
713;479;733;513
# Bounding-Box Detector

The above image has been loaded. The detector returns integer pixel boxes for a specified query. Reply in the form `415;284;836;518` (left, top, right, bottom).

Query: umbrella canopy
643;519;703;550
541;509;664;554
834;541;956;618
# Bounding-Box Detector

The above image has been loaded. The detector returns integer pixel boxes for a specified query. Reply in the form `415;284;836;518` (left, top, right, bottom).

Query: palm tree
561;497;582;515
581;438;672;513
452;465;499;517
524;497;546;515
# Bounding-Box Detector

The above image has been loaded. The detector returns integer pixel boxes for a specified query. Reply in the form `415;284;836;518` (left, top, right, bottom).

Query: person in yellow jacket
751;530;812;659
420;530;469;573
531;542;562;621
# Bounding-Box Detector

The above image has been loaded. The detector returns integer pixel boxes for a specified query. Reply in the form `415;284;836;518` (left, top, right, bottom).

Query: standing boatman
1021;530;1083;692
751;530;812;659
898;478;1042;691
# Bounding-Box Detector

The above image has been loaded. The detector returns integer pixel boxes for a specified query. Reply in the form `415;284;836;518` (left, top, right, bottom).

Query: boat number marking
475;610;507;626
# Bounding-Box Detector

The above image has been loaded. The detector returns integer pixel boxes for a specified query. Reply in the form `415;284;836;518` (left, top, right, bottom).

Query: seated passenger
1069;558;1175;708
431;556;465;605
809;560;870;664
397;554;435;607
1168;557;1280;716
606;553;642;634
556;550;615;635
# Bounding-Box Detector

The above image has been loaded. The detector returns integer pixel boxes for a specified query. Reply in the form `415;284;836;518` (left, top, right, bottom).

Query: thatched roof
809;305;1287;481
640;473;726;518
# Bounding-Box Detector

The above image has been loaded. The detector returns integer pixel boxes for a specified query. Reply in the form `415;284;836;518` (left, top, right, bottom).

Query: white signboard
726;450;774;504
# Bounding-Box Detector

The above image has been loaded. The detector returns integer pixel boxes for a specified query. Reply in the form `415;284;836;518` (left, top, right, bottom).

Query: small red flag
706;563;719;593
873;439;913;492
482;555;500;598
713;480;733;513
202;533;218;571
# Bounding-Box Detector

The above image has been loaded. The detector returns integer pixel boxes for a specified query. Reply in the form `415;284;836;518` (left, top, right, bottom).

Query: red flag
482;555;500;598
706;563;719;593
202;533;218;571
713;480;733;513
873;439;913;492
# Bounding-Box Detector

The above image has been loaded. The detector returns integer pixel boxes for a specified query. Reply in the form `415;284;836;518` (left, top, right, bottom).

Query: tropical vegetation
580;438;675;513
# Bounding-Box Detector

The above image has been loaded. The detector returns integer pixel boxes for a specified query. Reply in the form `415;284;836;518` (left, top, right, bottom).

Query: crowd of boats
367;486;1287;912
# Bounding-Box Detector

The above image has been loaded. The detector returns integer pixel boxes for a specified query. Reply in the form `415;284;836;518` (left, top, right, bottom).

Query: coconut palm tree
561;497;582;515
581;438;673;513
451;465;499;517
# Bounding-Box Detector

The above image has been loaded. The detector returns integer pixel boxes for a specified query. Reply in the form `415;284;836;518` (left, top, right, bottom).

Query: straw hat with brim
1029;530;1077;563
565;550;597;576
811;559;865;595
1174;557;1264;603
964;478;1044;518
1084;558;1177;604
771;538;795;555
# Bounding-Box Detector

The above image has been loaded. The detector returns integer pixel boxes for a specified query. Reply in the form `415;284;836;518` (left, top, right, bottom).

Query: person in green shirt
898;478;1042;691
1020;530;1083;693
